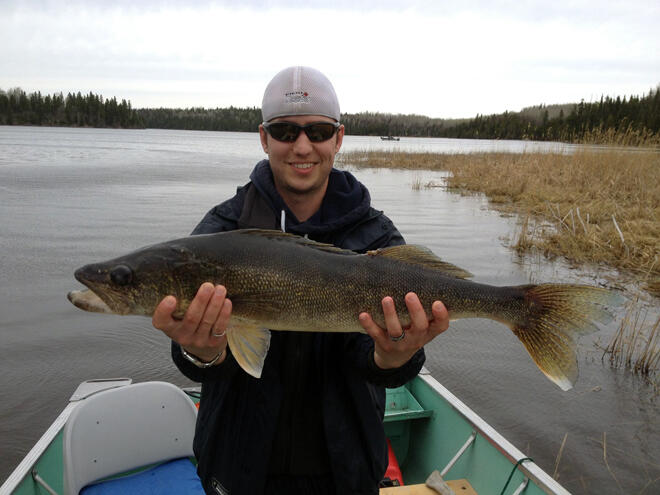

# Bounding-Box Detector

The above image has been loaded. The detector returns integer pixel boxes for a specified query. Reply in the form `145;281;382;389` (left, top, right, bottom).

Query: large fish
68;229;621;390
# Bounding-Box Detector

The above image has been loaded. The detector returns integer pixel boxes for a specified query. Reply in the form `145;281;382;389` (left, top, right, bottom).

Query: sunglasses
263;121;340;143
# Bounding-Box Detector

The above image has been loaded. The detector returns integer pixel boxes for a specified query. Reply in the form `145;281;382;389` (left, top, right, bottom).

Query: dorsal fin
367;245;472;279
234;229;358;256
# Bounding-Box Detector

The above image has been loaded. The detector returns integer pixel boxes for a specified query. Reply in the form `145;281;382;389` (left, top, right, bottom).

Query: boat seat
379;479;477;495
385;386;433;423
80;458;203;494
63;381;201;495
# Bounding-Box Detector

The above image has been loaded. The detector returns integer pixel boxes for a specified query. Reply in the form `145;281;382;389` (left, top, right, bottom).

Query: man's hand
152;282;232;364
359;292;449;369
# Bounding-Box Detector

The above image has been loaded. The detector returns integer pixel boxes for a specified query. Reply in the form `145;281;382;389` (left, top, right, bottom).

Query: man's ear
335;124;345;153
259;124;269;153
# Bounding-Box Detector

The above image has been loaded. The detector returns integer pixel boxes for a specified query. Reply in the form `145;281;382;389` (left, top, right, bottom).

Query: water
1;126;658;493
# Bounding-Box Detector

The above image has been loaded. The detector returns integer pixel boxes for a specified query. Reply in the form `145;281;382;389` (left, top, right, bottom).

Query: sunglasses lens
265;122;338;143
304;123;337;142
267;123;300;142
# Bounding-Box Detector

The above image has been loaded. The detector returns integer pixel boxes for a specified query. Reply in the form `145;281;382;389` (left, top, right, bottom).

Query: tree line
134;87;660;143
440;88;660;142
2;86;658;144
136;106;261;132
0;88;143;128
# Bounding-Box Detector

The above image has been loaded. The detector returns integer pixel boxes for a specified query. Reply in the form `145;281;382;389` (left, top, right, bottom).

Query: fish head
68;242;203;317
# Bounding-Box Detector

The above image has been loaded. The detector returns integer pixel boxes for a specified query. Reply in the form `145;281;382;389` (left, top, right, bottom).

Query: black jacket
172;160;425;494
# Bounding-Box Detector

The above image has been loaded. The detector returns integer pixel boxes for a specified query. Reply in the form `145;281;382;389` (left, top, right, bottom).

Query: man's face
259;115;344;201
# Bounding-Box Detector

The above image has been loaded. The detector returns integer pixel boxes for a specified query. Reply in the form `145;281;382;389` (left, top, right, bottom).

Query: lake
0;126;658;493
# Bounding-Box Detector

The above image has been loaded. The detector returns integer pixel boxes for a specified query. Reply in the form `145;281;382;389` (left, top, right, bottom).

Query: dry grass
337;145;660;296
338;150;461;170
587;434;660;493
581;126;660;148
603;298;660;379
553;433;568;480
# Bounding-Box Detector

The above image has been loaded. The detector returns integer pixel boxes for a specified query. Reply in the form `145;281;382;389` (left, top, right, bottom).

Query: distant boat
380;136;400;141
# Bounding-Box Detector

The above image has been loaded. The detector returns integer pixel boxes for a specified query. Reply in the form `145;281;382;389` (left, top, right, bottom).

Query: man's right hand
152;282;232;364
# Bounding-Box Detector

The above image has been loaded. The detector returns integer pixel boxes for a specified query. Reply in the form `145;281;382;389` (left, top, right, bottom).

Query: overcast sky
2;0;658;118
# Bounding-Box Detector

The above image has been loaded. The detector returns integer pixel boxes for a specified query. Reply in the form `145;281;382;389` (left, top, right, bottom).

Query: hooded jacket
172;160;425;494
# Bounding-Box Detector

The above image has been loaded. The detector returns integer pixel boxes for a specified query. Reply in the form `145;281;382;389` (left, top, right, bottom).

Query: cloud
2;1;658;117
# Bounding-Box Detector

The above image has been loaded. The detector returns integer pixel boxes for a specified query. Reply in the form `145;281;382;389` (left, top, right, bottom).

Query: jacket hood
249;159;372;236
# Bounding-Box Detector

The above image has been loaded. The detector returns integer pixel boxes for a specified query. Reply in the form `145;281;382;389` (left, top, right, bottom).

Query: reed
552;433;568;480
601;432;624;492
603;298;660;378
580;126;660;148
337;144;660;296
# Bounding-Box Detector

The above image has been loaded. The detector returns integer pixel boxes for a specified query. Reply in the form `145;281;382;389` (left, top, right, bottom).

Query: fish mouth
70;264;118;314
67;288;114;314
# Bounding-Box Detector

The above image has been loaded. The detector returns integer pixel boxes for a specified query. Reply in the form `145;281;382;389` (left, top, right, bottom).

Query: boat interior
2;374;566;495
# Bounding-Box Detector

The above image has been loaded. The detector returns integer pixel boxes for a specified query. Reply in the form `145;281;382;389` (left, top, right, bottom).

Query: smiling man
152;66;449;495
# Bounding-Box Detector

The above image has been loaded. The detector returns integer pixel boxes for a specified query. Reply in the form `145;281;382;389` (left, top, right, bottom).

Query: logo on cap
285;91;310;104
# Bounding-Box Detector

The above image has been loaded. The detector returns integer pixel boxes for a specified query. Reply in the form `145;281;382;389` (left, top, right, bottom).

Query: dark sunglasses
263;121;340;143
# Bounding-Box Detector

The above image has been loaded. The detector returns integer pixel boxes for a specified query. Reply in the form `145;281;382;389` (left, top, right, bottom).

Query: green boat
1;370;569;495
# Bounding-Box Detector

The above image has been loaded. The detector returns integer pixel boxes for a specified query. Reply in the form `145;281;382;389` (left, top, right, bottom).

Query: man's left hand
359;293;449;369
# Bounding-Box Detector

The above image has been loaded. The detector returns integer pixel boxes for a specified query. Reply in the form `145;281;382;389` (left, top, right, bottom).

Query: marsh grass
581;126;660;148
411;175;444;190
587;434;660;492
337;144;660;296
553;433;568;480
603;298;660;379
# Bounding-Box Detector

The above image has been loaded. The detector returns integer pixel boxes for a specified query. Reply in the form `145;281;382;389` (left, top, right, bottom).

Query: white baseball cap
261;66;340;122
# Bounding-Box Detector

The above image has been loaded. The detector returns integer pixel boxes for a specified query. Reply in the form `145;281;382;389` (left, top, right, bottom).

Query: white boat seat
62;381;201;495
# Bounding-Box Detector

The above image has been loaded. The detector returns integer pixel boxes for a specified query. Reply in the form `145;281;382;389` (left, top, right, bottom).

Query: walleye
68;229;621;390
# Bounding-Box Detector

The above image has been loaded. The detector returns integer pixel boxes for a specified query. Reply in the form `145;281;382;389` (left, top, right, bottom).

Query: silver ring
212;330;226;338
390;329;405;342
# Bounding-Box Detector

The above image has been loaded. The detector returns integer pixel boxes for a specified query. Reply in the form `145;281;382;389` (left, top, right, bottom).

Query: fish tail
509;284;622;391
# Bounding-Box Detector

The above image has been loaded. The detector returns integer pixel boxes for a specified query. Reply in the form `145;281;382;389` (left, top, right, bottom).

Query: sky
2;0;658;119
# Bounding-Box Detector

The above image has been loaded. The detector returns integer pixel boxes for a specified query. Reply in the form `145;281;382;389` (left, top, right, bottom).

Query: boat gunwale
0;378;133;495
0;403;76;495
418;369;570;495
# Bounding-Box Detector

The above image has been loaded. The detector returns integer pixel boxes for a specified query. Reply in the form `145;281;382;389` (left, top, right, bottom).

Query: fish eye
110;265;133;286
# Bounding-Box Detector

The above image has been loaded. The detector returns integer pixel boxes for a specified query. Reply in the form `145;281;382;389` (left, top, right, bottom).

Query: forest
0;88;143;128
439;88;660;142
1;86;658;144
137;106;261;132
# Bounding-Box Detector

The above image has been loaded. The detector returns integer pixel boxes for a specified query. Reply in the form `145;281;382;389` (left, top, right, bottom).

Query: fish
67;229;622;389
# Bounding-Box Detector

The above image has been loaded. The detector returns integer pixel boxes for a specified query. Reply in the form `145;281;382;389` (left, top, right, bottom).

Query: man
152;66;449;495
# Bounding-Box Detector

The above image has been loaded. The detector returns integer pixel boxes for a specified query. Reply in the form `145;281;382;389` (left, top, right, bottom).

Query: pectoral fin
226;323;271;378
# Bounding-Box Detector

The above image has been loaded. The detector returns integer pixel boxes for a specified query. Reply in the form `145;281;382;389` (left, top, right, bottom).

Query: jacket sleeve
342;334;425;388
171;341;243;383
